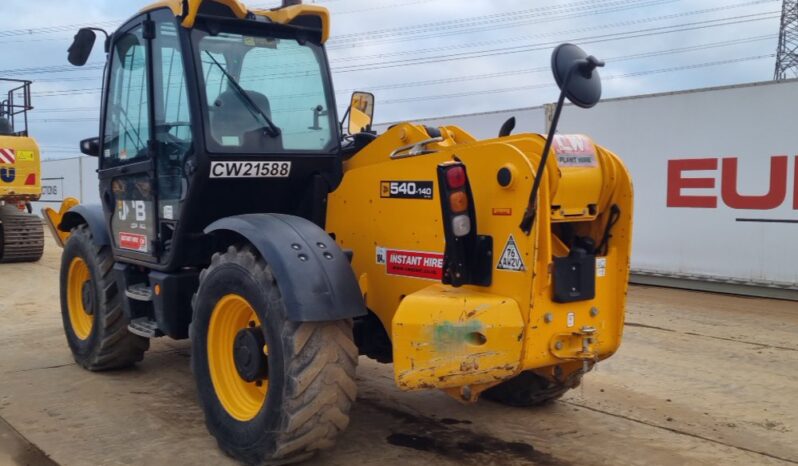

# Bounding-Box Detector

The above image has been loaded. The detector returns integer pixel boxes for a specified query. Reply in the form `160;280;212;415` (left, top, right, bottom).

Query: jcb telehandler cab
45;0;633;464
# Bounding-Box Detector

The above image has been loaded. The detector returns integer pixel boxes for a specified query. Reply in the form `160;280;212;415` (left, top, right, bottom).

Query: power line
377;54;776;106
330;0;673;42
0;1;775;77
30;33;776;107
0;0;429;43
330;0;778;61
0;20;119;38
27;54;775;123
22;11;779;100
336;34;776;93
72;8;783;79
328;0;778;48
332;12;780;72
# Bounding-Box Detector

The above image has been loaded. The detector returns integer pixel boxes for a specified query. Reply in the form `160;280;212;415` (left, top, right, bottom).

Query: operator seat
211;90;282;150
0;117;13;136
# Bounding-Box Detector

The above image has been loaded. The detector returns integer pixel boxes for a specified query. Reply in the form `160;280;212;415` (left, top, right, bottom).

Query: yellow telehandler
43;1;633;464
0;78;43;263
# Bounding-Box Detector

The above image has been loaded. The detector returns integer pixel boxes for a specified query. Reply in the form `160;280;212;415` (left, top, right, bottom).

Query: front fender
47;202;109;247
205;214;366;322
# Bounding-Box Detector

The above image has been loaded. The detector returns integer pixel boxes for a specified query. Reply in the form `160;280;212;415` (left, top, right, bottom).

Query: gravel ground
0;238;795;466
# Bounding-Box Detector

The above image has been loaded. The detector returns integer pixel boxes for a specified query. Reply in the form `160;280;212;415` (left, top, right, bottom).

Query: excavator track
0;206;44;263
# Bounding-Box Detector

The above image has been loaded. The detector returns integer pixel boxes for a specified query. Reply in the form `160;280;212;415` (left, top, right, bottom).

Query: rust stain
459;359;479;372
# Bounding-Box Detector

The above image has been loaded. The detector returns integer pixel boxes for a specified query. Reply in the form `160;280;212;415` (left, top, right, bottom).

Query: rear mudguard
205;214;367;322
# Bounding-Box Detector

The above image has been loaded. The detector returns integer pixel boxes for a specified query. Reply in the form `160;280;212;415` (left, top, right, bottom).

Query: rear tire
483;370;583;407
191;245;358;465
59;225;149;370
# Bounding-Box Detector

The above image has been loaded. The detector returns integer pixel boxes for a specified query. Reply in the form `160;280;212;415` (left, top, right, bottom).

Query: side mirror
80;137;100;157
347;91;375;135
551;43;604;109
68;28;97;67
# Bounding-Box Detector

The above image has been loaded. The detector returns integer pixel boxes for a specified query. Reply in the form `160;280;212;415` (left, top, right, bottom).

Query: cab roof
141;0;330;43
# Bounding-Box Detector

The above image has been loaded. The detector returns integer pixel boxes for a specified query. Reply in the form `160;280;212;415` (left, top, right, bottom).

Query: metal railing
0;78;33;137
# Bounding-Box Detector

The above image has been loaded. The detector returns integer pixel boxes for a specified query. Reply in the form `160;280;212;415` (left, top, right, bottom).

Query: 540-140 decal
210;161;291;178
380;181;434;200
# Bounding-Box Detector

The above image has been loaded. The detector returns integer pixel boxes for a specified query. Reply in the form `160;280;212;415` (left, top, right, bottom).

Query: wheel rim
66;257;94;340
208;294;268;421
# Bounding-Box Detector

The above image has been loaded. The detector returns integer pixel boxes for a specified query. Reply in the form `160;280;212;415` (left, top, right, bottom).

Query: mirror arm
85;28;111;53
519;55;605;235
340;106;351;137
518;62;581;235
579;56;605;78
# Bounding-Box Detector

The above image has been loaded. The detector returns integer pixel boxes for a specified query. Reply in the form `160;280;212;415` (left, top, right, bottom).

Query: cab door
98;17;159;262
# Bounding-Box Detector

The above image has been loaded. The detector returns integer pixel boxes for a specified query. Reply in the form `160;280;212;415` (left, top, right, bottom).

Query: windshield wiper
204;51;281;138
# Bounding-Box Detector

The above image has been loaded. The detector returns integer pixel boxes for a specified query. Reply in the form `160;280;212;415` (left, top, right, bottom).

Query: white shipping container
32;156;99;215
375;105;546;139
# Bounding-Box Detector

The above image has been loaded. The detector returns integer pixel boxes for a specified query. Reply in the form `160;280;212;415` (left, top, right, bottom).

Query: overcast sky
0;0;784;159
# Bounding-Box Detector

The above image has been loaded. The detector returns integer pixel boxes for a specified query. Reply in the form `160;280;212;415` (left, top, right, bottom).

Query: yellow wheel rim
66;257;94;340
208;294;268;421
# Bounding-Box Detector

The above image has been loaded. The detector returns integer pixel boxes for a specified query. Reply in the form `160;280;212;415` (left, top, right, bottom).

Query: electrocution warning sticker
497;235;525;272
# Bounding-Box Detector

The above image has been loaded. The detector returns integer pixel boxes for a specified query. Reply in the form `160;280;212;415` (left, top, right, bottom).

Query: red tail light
437;162;492;287
446;166;466;189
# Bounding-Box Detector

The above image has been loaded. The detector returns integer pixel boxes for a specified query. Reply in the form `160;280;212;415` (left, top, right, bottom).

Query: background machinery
0;78;43;263
44;0;633;464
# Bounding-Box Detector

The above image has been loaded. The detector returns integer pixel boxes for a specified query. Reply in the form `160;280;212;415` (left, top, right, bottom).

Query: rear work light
452;214;471;237
436;162;492;287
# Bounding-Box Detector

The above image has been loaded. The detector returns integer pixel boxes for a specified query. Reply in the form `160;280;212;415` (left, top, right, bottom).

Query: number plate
210;161;292;178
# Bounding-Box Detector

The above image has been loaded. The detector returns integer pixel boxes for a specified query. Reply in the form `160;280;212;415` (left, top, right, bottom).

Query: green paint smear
433;321;483;350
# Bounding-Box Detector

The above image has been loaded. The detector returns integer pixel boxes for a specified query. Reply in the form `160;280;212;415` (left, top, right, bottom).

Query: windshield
193;24;337;153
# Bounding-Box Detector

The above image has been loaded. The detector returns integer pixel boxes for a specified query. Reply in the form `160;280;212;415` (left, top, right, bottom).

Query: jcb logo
117;200;147;221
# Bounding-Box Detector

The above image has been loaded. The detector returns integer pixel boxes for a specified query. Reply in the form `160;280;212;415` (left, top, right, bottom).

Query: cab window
103;25;149;165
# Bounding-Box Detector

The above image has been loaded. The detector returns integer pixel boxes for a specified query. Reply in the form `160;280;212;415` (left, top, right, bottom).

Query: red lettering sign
794;156;798;210
721;156;788;210
553;134;597;168
119;232;148;253
667;158;718;208
667;156;797;210
385;249;444;280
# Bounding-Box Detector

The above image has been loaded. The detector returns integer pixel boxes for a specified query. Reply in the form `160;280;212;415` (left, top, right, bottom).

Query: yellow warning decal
17;150;34;162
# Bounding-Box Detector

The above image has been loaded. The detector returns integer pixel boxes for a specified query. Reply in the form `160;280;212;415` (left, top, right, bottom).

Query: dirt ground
0;238;796;466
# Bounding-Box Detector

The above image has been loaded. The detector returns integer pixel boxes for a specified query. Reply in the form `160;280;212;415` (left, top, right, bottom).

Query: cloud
0;0;782;158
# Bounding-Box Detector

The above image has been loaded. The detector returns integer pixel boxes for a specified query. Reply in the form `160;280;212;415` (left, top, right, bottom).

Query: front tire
59;225;149;370
191;245;357;465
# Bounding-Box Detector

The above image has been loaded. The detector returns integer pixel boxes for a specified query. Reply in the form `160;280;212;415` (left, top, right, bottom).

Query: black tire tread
483;370;583;407
194;245;357;465
66;225;149;370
